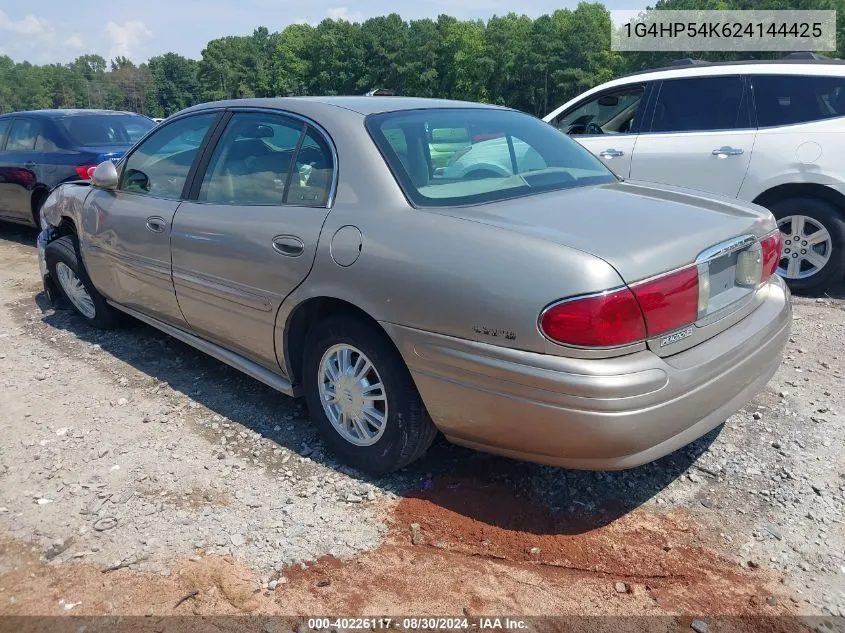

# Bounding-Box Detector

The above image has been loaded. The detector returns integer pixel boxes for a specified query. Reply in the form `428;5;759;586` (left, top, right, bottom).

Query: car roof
619;58;845;81
0;109;145;119
181;96;509;117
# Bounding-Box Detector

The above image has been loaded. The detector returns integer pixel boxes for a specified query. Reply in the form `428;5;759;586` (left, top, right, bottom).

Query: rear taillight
540;288;646;347
75;164;97;180
760;230;783;281
631;266;700;337
541;266;700;348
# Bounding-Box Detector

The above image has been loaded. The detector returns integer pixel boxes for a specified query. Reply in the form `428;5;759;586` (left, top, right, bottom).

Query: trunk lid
443;180;775;283
440;180;779;357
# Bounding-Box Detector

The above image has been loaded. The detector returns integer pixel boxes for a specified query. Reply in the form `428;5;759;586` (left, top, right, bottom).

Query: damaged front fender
37;181;93;307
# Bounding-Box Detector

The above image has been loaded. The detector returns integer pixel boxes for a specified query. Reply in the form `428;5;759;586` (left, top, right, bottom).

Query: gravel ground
0;224;843;619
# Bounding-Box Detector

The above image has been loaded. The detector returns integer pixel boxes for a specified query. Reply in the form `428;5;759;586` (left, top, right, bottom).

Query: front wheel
302;316;437;474
44;235;121;329
768;197;845;294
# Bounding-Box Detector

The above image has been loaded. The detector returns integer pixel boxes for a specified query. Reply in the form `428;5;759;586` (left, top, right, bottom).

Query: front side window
650;76;750;133
120;113;217;199
367;108;615;207
198;112;333;207
752;74;845;127
6;119;41;151
59;115;155;147
555;86;645;136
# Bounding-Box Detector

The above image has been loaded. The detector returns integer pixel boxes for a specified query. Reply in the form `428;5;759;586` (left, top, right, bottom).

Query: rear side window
0;119;9;148
5;119;41;151
650;76;750;133
59;115;155;146
198;112;333;207
367;108;615;207
752;74;845;127
35;130;59;152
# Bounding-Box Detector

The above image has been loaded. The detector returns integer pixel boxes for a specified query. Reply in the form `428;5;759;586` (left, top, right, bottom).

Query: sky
0;0;641;65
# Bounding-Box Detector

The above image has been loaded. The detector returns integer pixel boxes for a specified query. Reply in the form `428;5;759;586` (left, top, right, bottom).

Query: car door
548;83;649;178
81;112;221;327
0;117;13;219
171;110;335;370
0;118;41;222
629;75;756;197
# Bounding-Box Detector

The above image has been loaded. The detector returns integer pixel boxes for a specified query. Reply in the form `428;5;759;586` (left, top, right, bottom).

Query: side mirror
90;160;119;190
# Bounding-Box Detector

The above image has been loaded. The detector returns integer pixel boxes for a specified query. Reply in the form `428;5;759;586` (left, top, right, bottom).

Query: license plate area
696;234;758;327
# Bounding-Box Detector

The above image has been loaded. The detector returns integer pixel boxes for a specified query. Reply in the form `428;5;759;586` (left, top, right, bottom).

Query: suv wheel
768;197;845;294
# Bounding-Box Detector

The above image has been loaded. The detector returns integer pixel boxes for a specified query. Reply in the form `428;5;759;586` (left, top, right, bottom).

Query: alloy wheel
777;214;833;280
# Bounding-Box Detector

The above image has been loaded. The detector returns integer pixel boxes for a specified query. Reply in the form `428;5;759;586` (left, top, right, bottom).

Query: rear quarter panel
738;117;845;201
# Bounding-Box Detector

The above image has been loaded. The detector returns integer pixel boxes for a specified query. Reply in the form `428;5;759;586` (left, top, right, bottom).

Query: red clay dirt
0;476;809;631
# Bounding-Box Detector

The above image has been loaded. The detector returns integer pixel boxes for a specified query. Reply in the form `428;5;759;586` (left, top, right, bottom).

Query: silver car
37;97;791;474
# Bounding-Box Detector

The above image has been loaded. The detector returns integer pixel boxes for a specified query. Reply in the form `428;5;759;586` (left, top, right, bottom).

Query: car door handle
145;216;167;233
599;149;625;158
272;235;305;257
712;146;744;157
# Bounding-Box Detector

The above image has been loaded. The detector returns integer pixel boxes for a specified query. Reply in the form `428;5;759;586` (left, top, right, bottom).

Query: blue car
0;109;155;228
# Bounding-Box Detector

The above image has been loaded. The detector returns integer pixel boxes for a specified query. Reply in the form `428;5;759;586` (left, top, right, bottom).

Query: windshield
366;108;615;207
59;114;155;147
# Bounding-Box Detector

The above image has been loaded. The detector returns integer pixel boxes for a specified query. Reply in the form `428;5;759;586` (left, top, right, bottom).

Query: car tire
302;315;437;474
44;235;121;329
767;197;845;295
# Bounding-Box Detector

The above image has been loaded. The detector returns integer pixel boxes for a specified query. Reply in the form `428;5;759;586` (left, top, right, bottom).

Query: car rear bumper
382;275;791;470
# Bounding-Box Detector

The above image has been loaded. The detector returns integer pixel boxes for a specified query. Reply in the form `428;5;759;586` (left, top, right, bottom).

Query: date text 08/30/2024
307;618;529;630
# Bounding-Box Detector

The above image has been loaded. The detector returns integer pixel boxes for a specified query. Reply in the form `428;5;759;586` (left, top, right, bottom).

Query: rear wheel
45;235;120;329
302;315;437;474
767;197;845;294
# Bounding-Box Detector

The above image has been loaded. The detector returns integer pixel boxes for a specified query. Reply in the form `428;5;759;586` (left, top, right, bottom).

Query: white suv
544;58;845;294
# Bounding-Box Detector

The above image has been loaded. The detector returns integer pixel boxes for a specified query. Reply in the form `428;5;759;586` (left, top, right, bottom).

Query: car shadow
27;283;721;536
397;426;720;535
821;279;845;299
0;223;38;246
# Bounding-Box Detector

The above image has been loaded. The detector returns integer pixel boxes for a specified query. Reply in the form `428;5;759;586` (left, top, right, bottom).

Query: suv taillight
75;164;97;180
540;266;700;347
760;230;783;281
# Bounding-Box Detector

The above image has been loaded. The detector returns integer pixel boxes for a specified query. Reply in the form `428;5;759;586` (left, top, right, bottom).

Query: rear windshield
366;108;615;207
59;114;155;147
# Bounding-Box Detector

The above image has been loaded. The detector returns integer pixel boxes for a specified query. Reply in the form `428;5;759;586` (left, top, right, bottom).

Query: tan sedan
38;97;790;473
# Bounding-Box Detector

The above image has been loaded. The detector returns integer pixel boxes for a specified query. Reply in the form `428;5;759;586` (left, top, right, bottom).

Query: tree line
2;0;844;120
